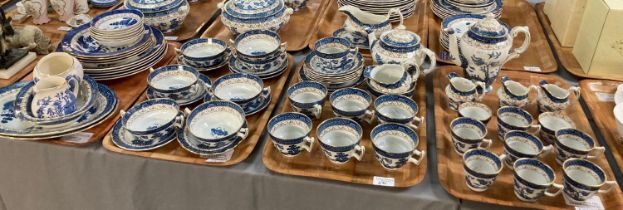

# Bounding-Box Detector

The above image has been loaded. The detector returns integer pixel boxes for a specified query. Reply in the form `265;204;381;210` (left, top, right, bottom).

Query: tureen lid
126;0;184;13
380;29;420;48
232;0;277;10
466;13;508;43
223;0;284;19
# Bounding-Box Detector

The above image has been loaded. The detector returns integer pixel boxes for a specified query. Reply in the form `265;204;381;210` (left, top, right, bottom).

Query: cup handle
236;127;249;138
407;149;426;166
419;48;437;76
312;104;323;119
599;181;617;194
407;121;419;130
545;183;564;197
569;86;581;99
539;145;554;157
183;108;192;116
528;124;541;134
301;136;314;153
148;67;155;73
173;114;185;129
479;138;492;149
498;154;507;170
353;144;365;161
120;109;126;118
174;48;181;55
587;146;606;159
363;110;376;124
261;87;271;100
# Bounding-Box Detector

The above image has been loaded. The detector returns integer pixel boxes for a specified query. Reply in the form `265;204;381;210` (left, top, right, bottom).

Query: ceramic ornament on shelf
20;0;90;25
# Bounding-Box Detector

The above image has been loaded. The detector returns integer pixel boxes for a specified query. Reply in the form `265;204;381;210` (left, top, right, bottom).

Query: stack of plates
0;78;119;140
89;9;145;48
60;23;167;81
337;0;416;22
439;14;485;52
300;51;365;91
89;0;119;8
430;0;502;20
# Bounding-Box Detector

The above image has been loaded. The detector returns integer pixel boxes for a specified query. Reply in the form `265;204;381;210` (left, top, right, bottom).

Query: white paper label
60;132;94;144
203;149;234;163
571;196;605;210
595;92;615;102
372;176;395;187
164;36;178;41
57;26;72;31
524;66;542;72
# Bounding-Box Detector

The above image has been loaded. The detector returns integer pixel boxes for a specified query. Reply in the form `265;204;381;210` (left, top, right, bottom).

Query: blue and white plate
147;74;211;106
229;55;288;80
90;0;118;7
177;122;248;155
177;55;229;72
111;118;177;151
0;83;118;139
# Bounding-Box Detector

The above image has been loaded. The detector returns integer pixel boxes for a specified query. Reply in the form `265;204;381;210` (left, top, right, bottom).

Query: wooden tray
102;54;295;166
433;66;623;209
308;0;429;57
580;80;623;174
201;0;331;52
262;62;428;187
151;0;221;41
428;0;557;73
535;4;623;81
15;42;179;146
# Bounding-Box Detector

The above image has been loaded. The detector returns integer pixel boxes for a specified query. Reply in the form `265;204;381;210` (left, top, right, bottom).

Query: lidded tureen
124;0;190;32
449;13;530;92
218;0;294;34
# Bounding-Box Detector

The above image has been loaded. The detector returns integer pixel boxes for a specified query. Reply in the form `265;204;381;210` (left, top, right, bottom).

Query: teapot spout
448;30;463;67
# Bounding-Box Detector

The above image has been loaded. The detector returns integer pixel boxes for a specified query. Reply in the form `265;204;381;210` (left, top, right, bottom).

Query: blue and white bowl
184;100;247;143
371;123;424;170
120;98;183;142
513;158;563;202
211;73;270;105
148;65;202;98
316;118;364;164
267;112;315;157
503;130;552;168
496;106;540;140
562;158;616;202
233;29;285;62
554;128;605;164
287;81;327;119
177;121;249;155
330;88;374;123
179;38;231;69
463;148;505;192
538;112;575;145
450;117;491;154
313;37;357;70
374;95;423;130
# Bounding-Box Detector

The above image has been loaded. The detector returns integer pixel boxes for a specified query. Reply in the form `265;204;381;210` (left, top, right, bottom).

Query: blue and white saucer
228;54;288;80
177;122;248;155
111;118;177;151
332;27;369;50
90;0;118;8
177;55;229;72
204;91;271;116
147;74;211;106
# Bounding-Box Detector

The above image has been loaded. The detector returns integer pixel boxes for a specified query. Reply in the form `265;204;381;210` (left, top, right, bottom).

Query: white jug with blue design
31;76;78;119
339;5;401;44
449;13;531;92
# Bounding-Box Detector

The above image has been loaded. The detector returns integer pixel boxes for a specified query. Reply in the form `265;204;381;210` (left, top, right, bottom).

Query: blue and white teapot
219;0;294;34
449;13;530;92
368;27;437;76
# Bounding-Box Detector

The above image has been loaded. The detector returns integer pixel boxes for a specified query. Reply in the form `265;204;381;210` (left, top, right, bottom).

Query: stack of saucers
89;9;145;48
229;30;289;80
146;65;212;106
0;76;119;140
60;11;167;81
337;0;416;22
431;0;502;19
177;38;231;72
177;101;249;156
439;14;485;52
90;0;119;8
300;37;364;92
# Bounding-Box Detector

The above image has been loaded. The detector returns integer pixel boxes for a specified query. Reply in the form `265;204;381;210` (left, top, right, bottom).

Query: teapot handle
418;48;437;76
504;26;531;64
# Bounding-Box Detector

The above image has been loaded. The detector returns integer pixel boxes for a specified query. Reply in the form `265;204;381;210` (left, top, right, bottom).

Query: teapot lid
380;29;420;48
466;13;508;43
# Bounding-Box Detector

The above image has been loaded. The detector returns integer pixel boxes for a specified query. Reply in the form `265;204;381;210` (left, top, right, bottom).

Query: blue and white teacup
503;131;553;168
211;73;271;106
463;148;506;192
313;37;357;70
330;88;375;124
554;128;605;164
538;112;576;145
177;38;230;68
374;95;423;130
233;29;286;63
497;76;538;108
316;118;365;164
537;80;581;113
496;106;540;140
513;158;563;202
363;64;414;90
148;65;204;100
184;100;248;144
287;81;327;119
562;158;616;202
120;98;183;142
267;112;315;157
445;72;486;111
371;123;425;170
450;117;492;155
458;102;492;124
